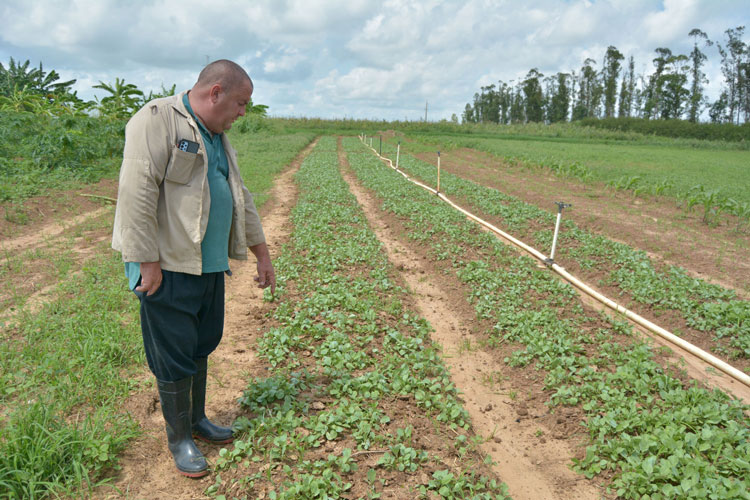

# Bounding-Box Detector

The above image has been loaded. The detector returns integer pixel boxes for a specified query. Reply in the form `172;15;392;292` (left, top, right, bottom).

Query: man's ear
209;84;222;103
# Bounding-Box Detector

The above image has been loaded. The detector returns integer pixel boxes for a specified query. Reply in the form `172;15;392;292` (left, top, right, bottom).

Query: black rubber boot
157;377;209;478
192;358;234;444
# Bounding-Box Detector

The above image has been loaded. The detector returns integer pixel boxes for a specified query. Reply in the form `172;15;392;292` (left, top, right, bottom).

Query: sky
1;0;748;121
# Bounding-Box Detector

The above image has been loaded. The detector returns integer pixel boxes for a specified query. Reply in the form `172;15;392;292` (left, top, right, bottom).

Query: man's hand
250;242;276;295
136;261;163;296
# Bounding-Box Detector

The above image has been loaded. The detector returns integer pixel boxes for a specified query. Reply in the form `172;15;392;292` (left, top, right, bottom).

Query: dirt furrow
0;206;111;263
338;139;604;500
1;212;117;320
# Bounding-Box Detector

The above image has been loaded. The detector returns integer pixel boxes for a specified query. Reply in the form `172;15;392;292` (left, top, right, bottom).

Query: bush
0;110;125;201
578;117;750;143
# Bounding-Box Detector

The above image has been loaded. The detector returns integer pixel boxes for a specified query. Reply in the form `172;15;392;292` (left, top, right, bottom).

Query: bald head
188;60;254;134
195;59;253;93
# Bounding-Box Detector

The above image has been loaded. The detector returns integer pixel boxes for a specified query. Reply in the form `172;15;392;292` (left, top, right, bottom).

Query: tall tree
470;92;482;122
687;29;712;122
0;57;76;98
709;91;729;123
659;53;690;119
462;102;475;124
602;46;624;118
643;48;673;119
618;56;636;117
498;81;513;124
716;26;747;124
481;83;501;123
572;58;601;120
633;73;648;118
522;68;544;122
509;83;525;124
546;72;571;123
94;77;144;118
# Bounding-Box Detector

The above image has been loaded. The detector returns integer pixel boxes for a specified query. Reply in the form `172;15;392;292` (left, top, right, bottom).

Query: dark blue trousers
135;270;224;382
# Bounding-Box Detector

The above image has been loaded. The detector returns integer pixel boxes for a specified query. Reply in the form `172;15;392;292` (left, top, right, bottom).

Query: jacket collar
172;90;208;139
172;90;190;118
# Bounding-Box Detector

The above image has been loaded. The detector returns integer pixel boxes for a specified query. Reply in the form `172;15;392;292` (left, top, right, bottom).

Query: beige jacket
111;91;265;275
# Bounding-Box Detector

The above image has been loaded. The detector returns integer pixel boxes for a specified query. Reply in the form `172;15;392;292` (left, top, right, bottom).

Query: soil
0;178;119;244
0;189;117;319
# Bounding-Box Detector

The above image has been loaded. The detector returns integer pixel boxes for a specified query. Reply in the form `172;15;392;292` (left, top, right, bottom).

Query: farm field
371;134;750;370
402;131;750;208
1;120;750;499
403;144;750;296
345;135;749;497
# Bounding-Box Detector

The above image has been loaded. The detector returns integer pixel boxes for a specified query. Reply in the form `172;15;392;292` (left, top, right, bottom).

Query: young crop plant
346;136;750;499
207;136;509;499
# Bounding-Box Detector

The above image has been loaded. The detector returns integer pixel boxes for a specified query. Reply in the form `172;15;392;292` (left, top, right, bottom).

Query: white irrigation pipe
359;137;750;389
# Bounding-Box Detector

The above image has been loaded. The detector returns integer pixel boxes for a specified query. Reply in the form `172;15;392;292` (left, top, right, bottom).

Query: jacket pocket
165;147;202;185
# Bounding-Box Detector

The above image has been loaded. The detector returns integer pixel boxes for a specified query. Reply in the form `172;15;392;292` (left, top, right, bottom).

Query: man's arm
113;105;171;263
113;104;172;295
250;242;275;295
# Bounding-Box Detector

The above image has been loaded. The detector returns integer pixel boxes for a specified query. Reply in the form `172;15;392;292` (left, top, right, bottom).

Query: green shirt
124;93;233;289
183;92;233;274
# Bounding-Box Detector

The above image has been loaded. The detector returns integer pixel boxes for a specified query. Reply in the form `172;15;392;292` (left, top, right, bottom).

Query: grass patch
228;127;316;209
0;247;143;499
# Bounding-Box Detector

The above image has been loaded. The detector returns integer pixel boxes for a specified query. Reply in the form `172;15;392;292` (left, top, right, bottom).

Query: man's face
210;81;252;133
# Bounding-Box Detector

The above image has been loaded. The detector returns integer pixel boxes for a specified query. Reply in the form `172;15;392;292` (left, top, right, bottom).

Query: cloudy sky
2;0;748;121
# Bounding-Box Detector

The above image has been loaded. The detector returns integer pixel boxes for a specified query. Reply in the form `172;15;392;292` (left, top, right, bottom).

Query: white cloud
1;0;748;120
643;0;701;45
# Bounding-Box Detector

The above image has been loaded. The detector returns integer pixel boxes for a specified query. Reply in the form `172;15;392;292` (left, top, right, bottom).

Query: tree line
461;26;749;126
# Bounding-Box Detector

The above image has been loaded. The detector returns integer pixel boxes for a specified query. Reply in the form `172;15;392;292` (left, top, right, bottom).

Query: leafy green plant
93;77;144;118
420;469;510;499
609;175;642;192
651;178;674;196
377;443;428;472
685;184;728;223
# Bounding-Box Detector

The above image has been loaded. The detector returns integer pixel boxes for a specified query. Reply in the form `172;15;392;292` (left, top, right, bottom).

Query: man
112;59;275;477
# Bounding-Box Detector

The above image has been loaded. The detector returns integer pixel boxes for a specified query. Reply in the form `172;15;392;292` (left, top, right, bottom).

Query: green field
400;132;750;207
